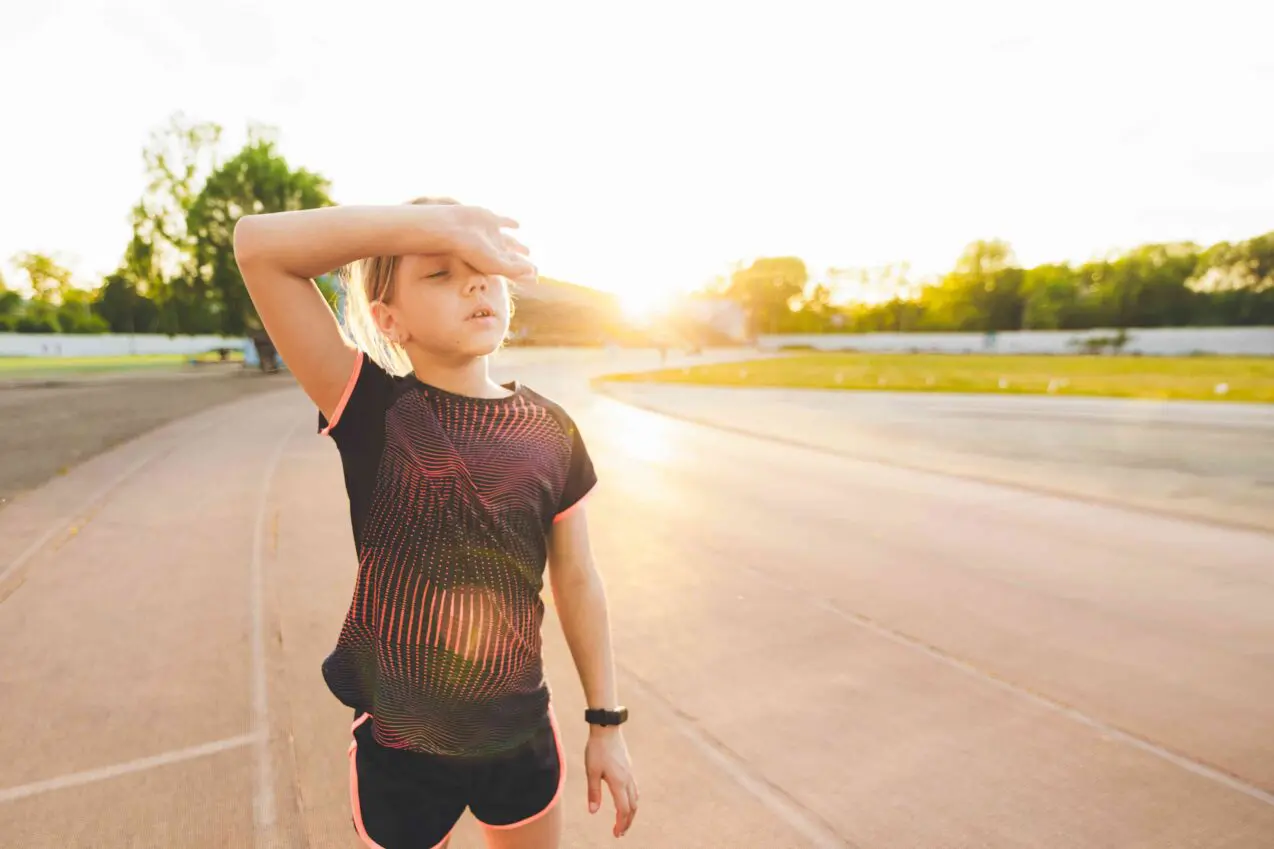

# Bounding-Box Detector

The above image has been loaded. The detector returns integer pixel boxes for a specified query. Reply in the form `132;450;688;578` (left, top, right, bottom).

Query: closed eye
424;269;450;280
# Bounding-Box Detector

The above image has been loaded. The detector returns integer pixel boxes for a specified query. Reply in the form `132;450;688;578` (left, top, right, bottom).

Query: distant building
676;296;748;342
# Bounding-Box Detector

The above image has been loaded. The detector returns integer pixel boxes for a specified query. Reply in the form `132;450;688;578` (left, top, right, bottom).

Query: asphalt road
1;350;1271;848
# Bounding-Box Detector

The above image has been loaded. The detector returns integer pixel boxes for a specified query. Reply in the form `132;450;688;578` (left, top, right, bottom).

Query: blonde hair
338;196;463;376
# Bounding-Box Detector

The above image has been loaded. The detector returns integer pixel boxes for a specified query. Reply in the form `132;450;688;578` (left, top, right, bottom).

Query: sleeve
554;418;597;522
316;351;393;450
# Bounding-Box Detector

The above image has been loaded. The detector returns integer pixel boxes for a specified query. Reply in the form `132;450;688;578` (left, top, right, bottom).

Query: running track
1;351;1272;848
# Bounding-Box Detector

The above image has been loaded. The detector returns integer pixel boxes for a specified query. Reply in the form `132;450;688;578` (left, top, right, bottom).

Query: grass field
0;351;243;380
604;353;1274;403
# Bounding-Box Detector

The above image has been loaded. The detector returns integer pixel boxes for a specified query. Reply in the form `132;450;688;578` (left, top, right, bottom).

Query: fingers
501;240;537;285
472;206;519;231
625;781;639;832
588;767;603;815
502;258;537;285
502;234;530;257
481;240;535;282
456;209;534;280
606;773;636;838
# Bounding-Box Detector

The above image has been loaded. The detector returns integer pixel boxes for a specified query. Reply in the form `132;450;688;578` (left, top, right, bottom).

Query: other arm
547;508;638;838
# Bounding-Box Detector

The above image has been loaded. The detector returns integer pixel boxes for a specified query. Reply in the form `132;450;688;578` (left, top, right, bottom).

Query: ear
370;300;408;345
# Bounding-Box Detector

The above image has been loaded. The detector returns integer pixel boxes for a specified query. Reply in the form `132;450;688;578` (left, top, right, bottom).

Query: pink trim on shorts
478;706;567;831
321;351;364;436
553;486;594;524
348;711;456;849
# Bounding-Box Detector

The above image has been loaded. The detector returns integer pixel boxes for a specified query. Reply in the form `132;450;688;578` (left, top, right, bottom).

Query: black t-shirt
317;352;596;756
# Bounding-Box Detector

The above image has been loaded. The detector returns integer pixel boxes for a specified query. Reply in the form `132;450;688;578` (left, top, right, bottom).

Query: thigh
469;712;565;846
349;712;468;849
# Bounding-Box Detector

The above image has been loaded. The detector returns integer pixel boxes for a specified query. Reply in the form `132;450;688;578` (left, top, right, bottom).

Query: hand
432;205;538;287
585;728;638;838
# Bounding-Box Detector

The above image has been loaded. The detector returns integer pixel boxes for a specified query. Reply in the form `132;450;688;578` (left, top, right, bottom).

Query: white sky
2;0;1272;304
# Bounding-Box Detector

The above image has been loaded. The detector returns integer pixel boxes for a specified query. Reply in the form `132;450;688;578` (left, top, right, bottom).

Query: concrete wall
0;333;248;358
759;327;1274;356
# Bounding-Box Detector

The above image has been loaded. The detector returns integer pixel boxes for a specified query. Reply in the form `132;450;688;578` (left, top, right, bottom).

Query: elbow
232;215;263;269
551;562;605;602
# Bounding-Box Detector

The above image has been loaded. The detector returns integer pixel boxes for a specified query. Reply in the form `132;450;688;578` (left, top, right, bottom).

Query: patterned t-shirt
317;351;596;757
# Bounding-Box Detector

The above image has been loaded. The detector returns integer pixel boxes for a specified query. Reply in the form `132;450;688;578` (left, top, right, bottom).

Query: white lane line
0;451;166;588
621;667;856;849
0;733;259;804
0;415;221;590
251;422;300;843
806;595;1274;809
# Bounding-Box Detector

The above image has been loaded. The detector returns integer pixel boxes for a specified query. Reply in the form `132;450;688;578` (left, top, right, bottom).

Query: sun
618;289;672;324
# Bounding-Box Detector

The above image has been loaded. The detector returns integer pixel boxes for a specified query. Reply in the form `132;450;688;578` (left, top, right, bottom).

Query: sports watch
584;706;629;727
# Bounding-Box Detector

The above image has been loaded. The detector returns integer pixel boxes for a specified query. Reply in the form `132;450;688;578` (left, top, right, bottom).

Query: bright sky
3;0;1272;306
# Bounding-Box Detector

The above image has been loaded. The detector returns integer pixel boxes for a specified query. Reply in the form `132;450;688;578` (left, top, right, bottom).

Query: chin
458;323;509;357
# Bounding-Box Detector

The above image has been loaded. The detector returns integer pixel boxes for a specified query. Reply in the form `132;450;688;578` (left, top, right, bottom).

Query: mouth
467;305;498;321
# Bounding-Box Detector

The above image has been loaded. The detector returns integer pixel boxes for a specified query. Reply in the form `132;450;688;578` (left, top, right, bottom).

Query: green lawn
603;353;1274;403
0;351;243;379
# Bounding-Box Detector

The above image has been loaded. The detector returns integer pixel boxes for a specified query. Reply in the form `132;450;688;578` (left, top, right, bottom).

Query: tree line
718;234;1274;339
3;113;1271;339
0;114;332;336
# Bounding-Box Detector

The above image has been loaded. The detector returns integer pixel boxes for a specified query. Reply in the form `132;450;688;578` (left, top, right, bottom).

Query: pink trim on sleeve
320;351;365;437
553;484;594;524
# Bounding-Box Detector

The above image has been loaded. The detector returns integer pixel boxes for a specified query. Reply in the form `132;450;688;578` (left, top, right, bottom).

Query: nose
460;263;490;294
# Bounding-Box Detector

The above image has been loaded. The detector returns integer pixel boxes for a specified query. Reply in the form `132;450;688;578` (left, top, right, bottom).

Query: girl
233;198;638;849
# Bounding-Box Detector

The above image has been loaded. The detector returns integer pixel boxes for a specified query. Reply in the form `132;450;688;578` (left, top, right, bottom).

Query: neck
404;348;510;399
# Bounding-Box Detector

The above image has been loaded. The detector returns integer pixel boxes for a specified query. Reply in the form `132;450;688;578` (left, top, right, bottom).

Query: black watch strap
584;706;629;727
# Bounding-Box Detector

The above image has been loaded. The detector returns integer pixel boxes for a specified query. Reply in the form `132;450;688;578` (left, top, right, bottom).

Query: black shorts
348;709;565;849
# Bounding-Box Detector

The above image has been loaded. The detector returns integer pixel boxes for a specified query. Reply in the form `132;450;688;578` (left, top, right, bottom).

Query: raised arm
233;205;458;419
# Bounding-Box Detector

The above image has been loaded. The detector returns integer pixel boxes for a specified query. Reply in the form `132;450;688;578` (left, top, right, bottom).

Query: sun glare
618;289;672;324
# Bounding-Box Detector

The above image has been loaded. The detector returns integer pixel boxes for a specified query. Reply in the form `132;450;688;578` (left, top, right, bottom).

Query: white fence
0;333;249;358
759;327;1274;356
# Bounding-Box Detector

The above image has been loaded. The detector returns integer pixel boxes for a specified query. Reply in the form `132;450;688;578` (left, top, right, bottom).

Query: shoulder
515;387;598;510
319;351;409;438
515;385;580;434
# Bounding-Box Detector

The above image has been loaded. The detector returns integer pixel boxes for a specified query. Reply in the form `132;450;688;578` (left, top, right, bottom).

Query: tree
185;129;333;335
956;239;1026;331
134;114;223;276
1188;233;1274;325
0;272;21;331
123;114;224;334
12;252;74;304
1021;263;1082;329
56;287;110;334
725;256;808;337
918;240;1025;332
93;274;160;334
1085;243;1199;328
14;302;61;333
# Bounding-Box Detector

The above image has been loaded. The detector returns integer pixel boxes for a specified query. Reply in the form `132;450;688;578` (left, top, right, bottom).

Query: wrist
588;723;622;738
584;704;628;729
397;203;458;255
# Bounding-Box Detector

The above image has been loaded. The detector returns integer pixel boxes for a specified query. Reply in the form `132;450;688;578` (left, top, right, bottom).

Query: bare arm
233;204;531;419
548;508;619;708
547;508;638;837
233;205;458;418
